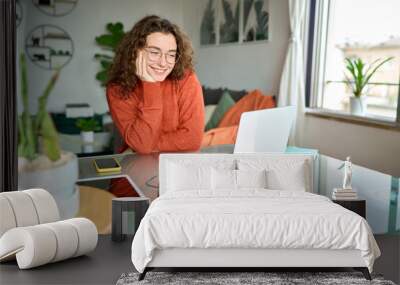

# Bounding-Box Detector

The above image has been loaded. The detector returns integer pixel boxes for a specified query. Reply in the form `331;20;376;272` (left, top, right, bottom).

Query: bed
131;153;380;280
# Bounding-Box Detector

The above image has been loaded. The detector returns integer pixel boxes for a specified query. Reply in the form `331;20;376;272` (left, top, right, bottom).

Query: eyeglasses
144;47;179;64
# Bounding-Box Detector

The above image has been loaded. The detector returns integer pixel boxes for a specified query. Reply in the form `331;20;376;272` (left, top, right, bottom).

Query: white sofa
132;153;377;281
0;188;98;269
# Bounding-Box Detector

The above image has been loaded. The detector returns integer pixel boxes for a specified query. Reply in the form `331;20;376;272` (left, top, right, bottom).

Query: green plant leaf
96;70;108;85
95;34;120;48
39;113;61;161
344;56;393;97
76;118;101;132
107;22;124;34
364;57;394;88
18;54;37;160
101;60;111;69
94;22;126;85
18;53;61;161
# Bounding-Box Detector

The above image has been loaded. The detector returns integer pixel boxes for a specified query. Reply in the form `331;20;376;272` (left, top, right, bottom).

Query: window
308;0;400;123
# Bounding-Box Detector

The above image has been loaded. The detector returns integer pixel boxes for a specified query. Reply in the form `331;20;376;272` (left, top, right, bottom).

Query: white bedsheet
131;190;380;273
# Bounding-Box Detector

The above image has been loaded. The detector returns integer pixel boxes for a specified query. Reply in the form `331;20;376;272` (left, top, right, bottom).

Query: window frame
305;0;400;129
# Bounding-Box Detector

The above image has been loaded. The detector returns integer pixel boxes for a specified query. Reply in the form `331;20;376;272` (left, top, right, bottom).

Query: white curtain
278;0;308;145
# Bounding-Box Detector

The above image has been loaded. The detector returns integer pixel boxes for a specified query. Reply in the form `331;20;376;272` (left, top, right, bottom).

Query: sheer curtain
278;0;308;145
0;0;17;192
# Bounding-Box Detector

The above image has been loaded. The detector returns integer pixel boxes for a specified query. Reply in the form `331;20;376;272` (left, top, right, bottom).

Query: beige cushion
204;105;217;125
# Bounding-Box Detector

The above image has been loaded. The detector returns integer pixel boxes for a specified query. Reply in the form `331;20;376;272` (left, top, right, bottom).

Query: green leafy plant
18;53;61;162
75;118;101;132
94;22;126;86
344;57;393;98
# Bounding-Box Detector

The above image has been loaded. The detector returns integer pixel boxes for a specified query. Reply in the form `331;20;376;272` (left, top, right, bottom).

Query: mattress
131;190;380;273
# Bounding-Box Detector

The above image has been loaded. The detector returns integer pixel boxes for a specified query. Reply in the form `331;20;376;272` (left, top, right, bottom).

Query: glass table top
77;145;399;235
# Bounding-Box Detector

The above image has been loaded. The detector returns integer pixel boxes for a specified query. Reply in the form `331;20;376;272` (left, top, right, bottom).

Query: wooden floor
0;235;133;285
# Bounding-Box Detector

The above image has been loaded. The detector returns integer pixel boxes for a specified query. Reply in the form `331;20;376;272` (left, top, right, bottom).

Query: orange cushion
201;125;239;148
217;90;276;128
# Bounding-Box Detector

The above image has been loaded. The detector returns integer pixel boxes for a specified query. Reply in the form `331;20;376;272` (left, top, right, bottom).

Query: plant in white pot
18;54;79;219
344;57;393;116
76;118;101;144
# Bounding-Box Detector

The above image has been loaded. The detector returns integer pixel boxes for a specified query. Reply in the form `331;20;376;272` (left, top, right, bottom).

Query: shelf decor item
76;118;101;144
25;24;74;70
344;56;393;116
18;53;79;219
32;0;78;17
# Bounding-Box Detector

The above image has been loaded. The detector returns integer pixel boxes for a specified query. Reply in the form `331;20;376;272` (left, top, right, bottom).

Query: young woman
106;15;204;196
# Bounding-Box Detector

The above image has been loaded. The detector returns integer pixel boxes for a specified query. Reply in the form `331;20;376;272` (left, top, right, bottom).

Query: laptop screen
234;106;296;153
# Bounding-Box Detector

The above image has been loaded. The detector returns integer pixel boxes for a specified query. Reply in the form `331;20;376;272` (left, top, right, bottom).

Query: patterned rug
116;271;396;285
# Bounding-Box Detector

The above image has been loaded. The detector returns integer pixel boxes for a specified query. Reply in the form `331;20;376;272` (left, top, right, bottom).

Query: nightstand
333;199;366;218
112;197;150;242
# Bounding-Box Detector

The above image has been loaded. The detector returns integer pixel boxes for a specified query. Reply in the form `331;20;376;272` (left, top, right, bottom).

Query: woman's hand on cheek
136;51;156;83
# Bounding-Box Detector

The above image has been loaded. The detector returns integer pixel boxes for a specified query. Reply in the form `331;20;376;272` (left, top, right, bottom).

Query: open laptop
233;106;296;153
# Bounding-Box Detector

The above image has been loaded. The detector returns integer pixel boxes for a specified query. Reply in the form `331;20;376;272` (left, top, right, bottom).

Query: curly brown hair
107;15;194;98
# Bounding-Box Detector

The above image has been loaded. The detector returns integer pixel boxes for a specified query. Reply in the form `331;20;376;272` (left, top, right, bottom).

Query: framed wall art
200;0;269;46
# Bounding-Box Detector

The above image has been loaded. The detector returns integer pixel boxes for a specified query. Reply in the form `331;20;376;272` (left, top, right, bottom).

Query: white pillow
167;163;212;192
266;163;307;191
236;169;267;188
211;169;267;190
237;158;310;192
212;168;236;190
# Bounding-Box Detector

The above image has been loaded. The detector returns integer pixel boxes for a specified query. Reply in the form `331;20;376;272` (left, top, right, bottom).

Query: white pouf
0;218;97;269
0;189;98;269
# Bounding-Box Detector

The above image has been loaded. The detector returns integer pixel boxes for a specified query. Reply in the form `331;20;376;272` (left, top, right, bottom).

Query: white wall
297;115;400;177
182;0;289;96
19;0;183;114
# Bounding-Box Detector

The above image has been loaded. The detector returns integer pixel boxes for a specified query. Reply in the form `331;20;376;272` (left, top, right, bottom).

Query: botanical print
243;0;269;42
200;0;269;46
219;0;239;44
200;0;217;45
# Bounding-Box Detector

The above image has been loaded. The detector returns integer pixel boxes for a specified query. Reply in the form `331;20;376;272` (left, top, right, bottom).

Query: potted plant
344;57;393;115
76;118;101;144
94;22;125;86
18;54;79;219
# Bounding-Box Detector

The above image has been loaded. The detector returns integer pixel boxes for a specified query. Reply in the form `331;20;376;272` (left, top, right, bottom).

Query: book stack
65;103;93;118
332;188;358;200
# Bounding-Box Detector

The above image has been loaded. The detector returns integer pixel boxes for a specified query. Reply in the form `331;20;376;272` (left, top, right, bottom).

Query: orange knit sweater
106;71;205;154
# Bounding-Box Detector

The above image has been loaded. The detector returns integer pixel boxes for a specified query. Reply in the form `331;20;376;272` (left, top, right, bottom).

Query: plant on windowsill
18;53;79;219
344;56;393;116
76;118;101;144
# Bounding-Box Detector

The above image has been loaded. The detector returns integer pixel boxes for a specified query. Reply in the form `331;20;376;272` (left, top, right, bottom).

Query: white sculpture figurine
342;156;353;190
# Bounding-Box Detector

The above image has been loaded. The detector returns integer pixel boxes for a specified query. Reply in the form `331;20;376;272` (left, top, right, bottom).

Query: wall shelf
25;24;74;70
33;0;78;17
